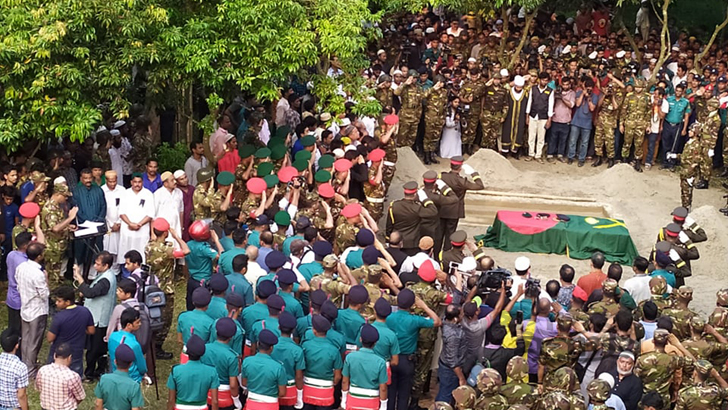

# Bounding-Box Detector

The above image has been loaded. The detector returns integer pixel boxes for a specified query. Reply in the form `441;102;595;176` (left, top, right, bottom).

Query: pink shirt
209;127;229;159
552;89;575;124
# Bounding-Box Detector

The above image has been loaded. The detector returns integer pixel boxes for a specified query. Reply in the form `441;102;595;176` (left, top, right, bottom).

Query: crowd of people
1;4;728;410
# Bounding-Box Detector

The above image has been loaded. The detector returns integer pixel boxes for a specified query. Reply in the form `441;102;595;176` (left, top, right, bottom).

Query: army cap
423;170;437;183
186;334;206;357
708;97;721;110
310;289;327;309
257;162;274;177
452;386;476;409
665;223;681;237
318;154;335;169
295;149;312;162
277;166;298;183
671;206;688;222
270;144;288;161
19;202;40;219
653;328;670;344
30;171;51;182
115;342;136;363
314;170;331;182
197;167;214;184
450;230;467;246
192;287;211;307
384;114;399;125
208;274;229;293
649;275;667;295
263;174;279;188
54;184;73;197
334;159;353;172
255;147;272;159
717;288;728;306
265;250;287;270
587;379;611;403
374;298;392;318
239;144;257;159
506;356;528;380
278;311;297;332
690;315;706;331
322;254;339;268
318;183;335;198
368;148;386;162
267;294;285;311
215;317;237;339
341;203;362;218
476;368;502;394
257;280;277;298
275;125;291;139
695;359;713;375
507;406;530;410
557;313;573;328
216;171;235;186
368;264;383;277
274;211;291;226
312;314;331;333
293;158;308;172
602;278;618;294
246;177;267;194
418;260;437;282
360;323;379;344
676;286;693;300
300;135;316;147
548;367;577;392
403;181;418;194
258;329;279;347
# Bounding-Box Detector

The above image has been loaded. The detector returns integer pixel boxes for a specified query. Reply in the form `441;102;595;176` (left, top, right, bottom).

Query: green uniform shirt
186;240;219;281
343;348;387;389
665;95;691;124
94;370;144;410
220;236;235;252
257;273;301;293
248;230;261;247
209;318;245;357
207;296;229;320
227;273;255;308
296;315;312;340
242;302;269;339
201;341;240;385
302;327;346;354
386;310;434;354
335;308;365;345
167;360;220;405
219;248;247;275
271;336;306;382
242;353;288;397
251;317;281;343
297;262;323;282
279;291;304;318
302;336;344;381
178;309;215;344
357;321;400;361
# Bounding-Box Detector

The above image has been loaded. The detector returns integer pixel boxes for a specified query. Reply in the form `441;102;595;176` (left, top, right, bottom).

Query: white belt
287;379;296;387
174;405;208;410
248;392;279;403
383;161;395;167
365;197;385;204
346;343;359;352
245;339;252;346
219;384;231;392
304;376;334;387
350;386;379;397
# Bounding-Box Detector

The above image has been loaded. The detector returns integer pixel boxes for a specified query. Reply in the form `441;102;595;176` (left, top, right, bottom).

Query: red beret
152;218;170;232
341;203;362;218
418;260;437;282
572;286;588;303
19;202;40;219
384;114;399;125
368;148;386;162
246;177;267;194
277;166;298;183
317;183;335;199
334;159;353;172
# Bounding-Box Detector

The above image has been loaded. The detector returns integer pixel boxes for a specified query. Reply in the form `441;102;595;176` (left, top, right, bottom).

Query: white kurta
117;187;155;264
102;185;126;256
154;187;183;247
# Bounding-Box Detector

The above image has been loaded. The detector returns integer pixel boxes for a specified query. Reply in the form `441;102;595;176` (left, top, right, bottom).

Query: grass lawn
0;280;187;410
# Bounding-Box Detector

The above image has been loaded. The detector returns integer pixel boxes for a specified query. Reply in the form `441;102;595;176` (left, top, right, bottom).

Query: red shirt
576;270;607;297
217;150;240;174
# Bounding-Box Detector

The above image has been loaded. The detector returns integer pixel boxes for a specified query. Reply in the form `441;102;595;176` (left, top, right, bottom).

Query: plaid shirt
0;352;28;409
36;363;85;410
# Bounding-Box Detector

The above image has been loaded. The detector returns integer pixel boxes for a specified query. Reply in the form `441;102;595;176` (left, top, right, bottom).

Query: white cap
496;19;503;24
333;148;345;159
110;129;121;137
97;125;107;133
393;70;403;76
644;53;654;59
671;46;680;52
340;118;351;127
566;17;574;24
460;257;477;272
562;45;571;54
173;170;186;179
377;49;386;55
538;45;546;55
616;50;626;58
514;256;530;271
589;51;598;59
489;32;500;37
500;68;509;77
650;58;657;63
425;27;435;34
113;120;126;129
513;75;525;87
53;176;66;185
468;57;477;63
598;372;616;388
344;145;357;152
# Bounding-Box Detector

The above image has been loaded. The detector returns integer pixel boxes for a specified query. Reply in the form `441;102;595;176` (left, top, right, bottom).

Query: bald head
389;231;402;247
246;245;259;262
537;298;551;315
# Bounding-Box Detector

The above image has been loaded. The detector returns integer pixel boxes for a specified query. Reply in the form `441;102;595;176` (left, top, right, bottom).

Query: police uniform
385;181;438;255
242;280;278;355
343;324;388;410
208;294;246;357
178;288;216;361
360;299;400;385
208;274;231;320
336;285;368;354
301;301;347;354
271;312;306;408
302;315;344;409
94;344;145;410
278;269;305;319
168;335;220;410
242;330;288;410
202;318;243;409
438;157;484;253
250;294;285;344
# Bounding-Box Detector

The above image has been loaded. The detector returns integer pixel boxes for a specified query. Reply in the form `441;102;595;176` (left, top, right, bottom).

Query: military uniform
480;82;509;150
309;273;351;306
192;183;216;220
452;385;476;410
635;346;684;409
409;281;447;405
474;369;509;410
438;164;484;253
620;89;651;160
700;112;720;183
385;188;438;253
363;165;386;223
595;89;623;159
421;178;458;247
588;298;620;317
675;360;728;410
423;86;448;155
11;224;30;250
459;77;487;150
41;198;70;287
539;334;583;385
537;367;585;410
145;239;176;347
376;87;394;110
394;80;431;148
679;128;703;208
500;357;536;407
95;146;112;172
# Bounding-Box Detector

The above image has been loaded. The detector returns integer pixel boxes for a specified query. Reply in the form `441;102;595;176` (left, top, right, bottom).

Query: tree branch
695;6;728;70
508;9;535;70
650;0;670;84
498;5;509;65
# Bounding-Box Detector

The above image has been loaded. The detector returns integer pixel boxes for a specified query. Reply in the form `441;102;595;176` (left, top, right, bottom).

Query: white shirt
259;119;271;145
102;185;125;254
184;156;209;187
17;260;49;321
245;261;267;285
650;96;669;133
446;27;463;37
154;187;184;235
117;187;155;264
622;274;652;304
400;252;438;273
108;147;124;179
275;99;290;128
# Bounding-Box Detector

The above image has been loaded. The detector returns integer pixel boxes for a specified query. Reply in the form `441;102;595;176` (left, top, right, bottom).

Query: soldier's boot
592;156;603;167
607;158;615;168
423;151;431;165
633;161;642;172
696;180;709;189
430;151;439;164
720;168;728;178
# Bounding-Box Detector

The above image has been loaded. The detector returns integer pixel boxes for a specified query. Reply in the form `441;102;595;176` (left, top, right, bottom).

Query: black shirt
386;247;409;275
610;370;643;410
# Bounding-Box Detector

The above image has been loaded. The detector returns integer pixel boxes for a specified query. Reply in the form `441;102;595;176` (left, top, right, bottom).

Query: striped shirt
0;352;28;409
73;183;106;223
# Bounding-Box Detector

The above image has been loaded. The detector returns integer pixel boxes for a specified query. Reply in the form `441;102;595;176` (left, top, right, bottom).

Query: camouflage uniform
310;273;350;306
480;82;509;150
131;132;154;173
334;223;358;254
474;368;509;410
233;163;250;206
586;379;612;410
621;89;651;160
11;224;30;250
568;307;591;330
635;334;685;410
678;128;702;209
538;367;585;410
587;297;620;317
192;183;216;220
379;132;397;187
423;86;448;152
239;196;259;225
410;281;447;405
683;316;728;375
460;77;487;146
95;146;112;171
41;199;70;287
210;190;226;225
376;87;394;110
145;239;175;347
700;106;720;183
662;287;698;340
362;165;385;222
453;385;476;410
500;357;536;407
394;80;430;147
539;330;583;385
675;360;728;410
594;90;623;159
709;289;728;337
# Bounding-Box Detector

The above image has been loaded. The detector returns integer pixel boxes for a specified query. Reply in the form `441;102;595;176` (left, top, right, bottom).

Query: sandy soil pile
464;149;520;182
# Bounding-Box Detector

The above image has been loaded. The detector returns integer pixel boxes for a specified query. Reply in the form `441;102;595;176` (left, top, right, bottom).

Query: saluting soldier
500;357;537;408
192;167;216;220
385;181;438;255
167;334;221;410
301;315;344;410
699;98;721;188
670;207;707;243
271;311;306;410
201;318;243;410
662;286;699;340
420;171;457;254
41;183;77;287
378;115;399;188
620;78;651;172
422;76;448;164
437;156;484;254
376;75;394;111
538;315;583;386
480;72;509;151
363;149;387;222
212;171;235;225
394;73;434;149
342;324;389;410
335;203;364;254
241;329;288;410
678;123;703;209
675;360;728;410
440;231;468;273
234;144;257;205
459;68;487;155
634;329;684;410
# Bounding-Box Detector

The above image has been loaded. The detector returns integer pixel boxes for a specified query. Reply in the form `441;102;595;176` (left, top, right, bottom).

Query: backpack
121;300;152;352
467;346;492;387
130;273;166;334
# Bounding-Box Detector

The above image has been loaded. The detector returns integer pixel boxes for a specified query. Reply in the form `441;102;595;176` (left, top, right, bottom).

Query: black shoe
430;151;439;164
721;206;728;213
633;161;642;172
578;160;585;167
156;349;173;360
423;151;431;165
592;156;603;167
607;158;615;168
621;158;629;164
567;158;573;165
695;180;709;189
512;151;520;160
720;169;728;178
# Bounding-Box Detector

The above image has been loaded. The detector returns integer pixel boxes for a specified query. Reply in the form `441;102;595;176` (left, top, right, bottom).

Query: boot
633;161;642;172
156;346;173;360
467;144;474;156
720;168;728;178
430;151;439;164
591;156;603;167
695;180;709;189
512;150;520;160
607;158;615;168
423;151;431;165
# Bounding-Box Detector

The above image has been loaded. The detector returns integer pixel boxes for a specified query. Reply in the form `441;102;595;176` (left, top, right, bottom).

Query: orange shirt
577;270;607;297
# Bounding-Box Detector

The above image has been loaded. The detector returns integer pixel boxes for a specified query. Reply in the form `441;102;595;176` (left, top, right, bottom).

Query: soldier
586;379;613;410
452;385;476;410
619;78;651;172
270;311;305;409
670;206;707;243
696;98;721;188
709;289;728;337
634;329;684;410
130;116;154;173
376;75;394;110
594;74;624;168
13;202;41;250
675;360;728;410
144;218;190;359
23;170;50;207
385;182;438;255
301;315;344;409
364;148;386;222
474;368;509;410
420;171;457;248
588;279;622;317
423;76;448;164
167;334;221;410
342;324;388;410
682;316;728;372
211;171;235;225
192;167;216;220
394;74;433;150
678;123;702;209
537;367;585;410
662;286;698;340
41;184;77;288
500;356;537;408
377;115;399;188
335;203;366;254
438;157;484;254
538;315;583;386
568;287;591;329
201;318;243;409
233;144;256;205
241;329;288;410
459;68;487;155
480;72;509;151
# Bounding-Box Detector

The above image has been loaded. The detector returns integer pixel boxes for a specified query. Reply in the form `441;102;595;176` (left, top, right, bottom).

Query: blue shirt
665;95;691;124
142;173;162;193
3;203;19;236
19;181;34;203
258;247;273;272
108;330;147;382
73;183;106;223
571;91;598;129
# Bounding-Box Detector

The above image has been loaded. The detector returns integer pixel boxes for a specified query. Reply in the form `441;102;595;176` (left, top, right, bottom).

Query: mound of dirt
464;149;519;181
389;147;429;202
589;163;660;198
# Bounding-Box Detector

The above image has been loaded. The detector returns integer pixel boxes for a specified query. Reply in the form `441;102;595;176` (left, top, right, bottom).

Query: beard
617;367;632;376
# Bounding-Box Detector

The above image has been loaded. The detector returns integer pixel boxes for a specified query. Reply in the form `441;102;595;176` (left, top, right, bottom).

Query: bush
154;142;189;173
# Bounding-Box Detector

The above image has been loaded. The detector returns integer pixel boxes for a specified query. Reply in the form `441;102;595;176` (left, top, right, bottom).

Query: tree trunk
614;12;639;61
650;0;670;84
695;6;728;70
498;5;509;66
508;10;536;70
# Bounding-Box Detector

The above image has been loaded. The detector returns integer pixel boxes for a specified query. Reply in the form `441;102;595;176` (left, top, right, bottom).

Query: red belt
208;385;233;408
245;392;279;410
303;377;335;406
279;383;297;406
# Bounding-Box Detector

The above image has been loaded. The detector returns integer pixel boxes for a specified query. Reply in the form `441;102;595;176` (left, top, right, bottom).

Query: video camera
475;267;512;298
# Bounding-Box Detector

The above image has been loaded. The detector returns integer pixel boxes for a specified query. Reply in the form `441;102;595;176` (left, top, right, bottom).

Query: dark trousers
7;307;21;338
123;174;132;188
661;122;681;165
186;276;203;311
388;354;415;410
547;122;570;157
439;218;459;254
435;364;459;403
21;315;47;379
85;326;108;379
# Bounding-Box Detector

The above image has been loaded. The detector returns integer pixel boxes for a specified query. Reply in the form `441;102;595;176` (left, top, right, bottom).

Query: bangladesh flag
474;211;639;265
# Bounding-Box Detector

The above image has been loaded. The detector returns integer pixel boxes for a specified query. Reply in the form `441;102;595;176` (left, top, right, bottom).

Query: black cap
403;181;418;192
463;301;478;318
397;288;416;309
374;298;392;318
192;287;212;307
349;285;369;304
362;246;382;265
265;251;287;270
186;334;206;356
209;274;229;293
277;269;297;285
360;324;379;344
672;207;688;220
258;329;279;346
450;230;467;245
267;294;285;311
313;241;333;257
423;170;438;182
666;223;682;236
115;342;136;362
225;293;244;308
655;240;672;253
278;311;297;331
355;229;375;246
312;314;332;333
257;280;277;298
321;300;339;322
296;216;312;230
311;290;327;309
216;317;237;339
417;66;428;74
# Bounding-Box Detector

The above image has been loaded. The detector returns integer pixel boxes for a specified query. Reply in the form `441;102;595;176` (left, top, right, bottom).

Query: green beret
216;171;235;186
300;135;316;147
267;137;286;148
255;147;271;159
270;144;287;161
295;150;312;162
257;162;274;177
274;210;291;226
275;125;291;139
318;154;335;169
131;172;144;179
239;144;257;159
314;170;331;183
263;174;279;188
293;159;308;172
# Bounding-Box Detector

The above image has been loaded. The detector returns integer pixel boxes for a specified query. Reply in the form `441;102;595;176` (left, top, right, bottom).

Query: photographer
461;279;508;376
547;76;575;162
567;77;598;166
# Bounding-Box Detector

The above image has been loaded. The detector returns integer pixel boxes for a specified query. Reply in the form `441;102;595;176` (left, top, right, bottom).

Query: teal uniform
178;309;215;344
242;353;288;397
220;236;235;252
344;248;364;270
279;291;304;319
219;248;247;275
385;310;434;354
282;234;304;257
296;315;312;340
186;240;219;281
335;308;365;345
248;230;261;247
297;262;323;283
242;302;270;338
207;296;229;320
108;330;147;382
209;318;245;357
167;360;220;406
94;370;144;410
302;327;347;354
257;273;300;293
344;348;387;389
301;337;344;381
201;341;240;385
251;317;281;343
271;336;306;383
357;321;400;361
227;273;255;308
